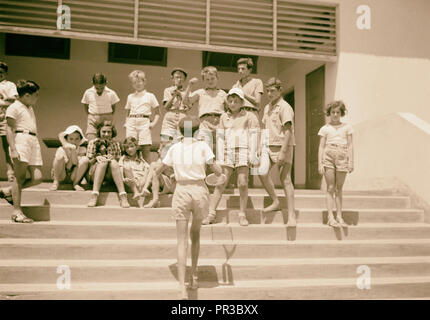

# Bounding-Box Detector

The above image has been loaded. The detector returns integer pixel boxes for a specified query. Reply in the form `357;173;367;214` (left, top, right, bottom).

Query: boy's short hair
96;120;117;138
179;116;200;137
237;57;254;70
92;73;107;84
326;100;347;116
201;66;218;80
265;77;282;90
0;62;8;73
16;80;40;97
128;70;146;83
171;67;187;79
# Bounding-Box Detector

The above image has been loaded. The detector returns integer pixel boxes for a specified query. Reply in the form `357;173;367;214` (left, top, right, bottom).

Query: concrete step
1;190;411;209
1;276;430;300
1;239;430;260
0;205;423;224
1;257;430;284
1;221;430;241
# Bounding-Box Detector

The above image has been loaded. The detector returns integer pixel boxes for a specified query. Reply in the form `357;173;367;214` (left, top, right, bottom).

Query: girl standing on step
86;120;130;208
318;101;354;228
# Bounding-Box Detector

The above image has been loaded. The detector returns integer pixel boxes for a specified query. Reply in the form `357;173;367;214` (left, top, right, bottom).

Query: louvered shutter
210;0;273;50
139;0;206;44
277;0;336;55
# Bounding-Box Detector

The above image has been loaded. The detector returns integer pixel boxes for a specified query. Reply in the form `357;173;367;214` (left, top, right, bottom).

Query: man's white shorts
13;133;43;166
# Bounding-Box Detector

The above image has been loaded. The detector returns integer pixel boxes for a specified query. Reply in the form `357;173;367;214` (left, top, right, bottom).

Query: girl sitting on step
119;137;150;201
318;101;354;228
86;120;130;208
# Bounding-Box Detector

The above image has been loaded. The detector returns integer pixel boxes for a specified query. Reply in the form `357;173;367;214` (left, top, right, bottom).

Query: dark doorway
284;90;295;186
306;65;326;189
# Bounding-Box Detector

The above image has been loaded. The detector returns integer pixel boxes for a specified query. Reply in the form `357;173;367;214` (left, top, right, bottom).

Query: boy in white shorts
154;115;222;299
203;88;260;227
0;80;43;223
184;66;226;152
81;73;120;141
259;78;297;227
124;70;160;162
0;62;18;181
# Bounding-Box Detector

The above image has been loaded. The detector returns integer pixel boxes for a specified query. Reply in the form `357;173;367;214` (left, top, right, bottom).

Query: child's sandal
11;212;33;224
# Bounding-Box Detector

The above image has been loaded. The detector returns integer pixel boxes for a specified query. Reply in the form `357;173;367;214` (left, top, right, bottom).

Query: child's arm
83;104;89;115
163;88;177;111
149;106;160;129
318;136;326;175
277;122;292;165
347;134;354;173
111;103;117;114
243;92;262;111
154;162;170;177
182;78;199;108
6;117;18;160
58;131;76;150
209;163;222;176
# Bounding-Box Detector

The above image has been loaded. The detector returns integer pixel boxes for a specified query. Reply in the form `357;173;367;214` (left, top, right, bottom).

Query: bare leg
189;217;202;289
109;160;130;208
72;157;89;191
323;167;338;227
280;162;296;227
1;136;14;181
209;167;233;212
92;162;108;193
141;145;151;163
237;166;249;226
123;167;140;199
50;154;66;191
176;219;189;299
335;171;348;225
144;162;163;208
260;162;280;212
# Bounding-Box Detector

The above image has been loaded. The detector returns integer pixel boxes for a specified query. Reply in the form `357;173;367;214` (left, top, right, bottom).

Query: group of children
0;58;354;299
0;58;354;231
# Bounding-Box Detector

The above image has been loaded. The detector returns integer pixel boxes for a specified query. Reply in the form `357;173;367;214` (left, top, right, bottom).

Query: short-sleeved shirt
163;86;186;110
219;110;260;149
6;100;37;133
190;88;227;117
125;90;159;116
0;80;18;107
162;138;215;182
81;86;120;115
232;78;264;110
262;98;296;146
119;155;150;179
318;123;353;145
86;138;122;161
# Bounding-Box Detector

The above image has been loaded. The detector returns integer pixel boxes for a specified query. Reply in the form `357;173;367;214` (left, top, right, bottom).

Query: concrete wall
343;113;430;222
0;34;279;179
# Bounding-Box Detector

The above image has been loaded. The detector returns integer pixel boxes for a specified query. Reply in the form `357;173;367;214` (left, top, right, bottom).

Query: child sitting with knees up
119;137;151;201
50;125;89;191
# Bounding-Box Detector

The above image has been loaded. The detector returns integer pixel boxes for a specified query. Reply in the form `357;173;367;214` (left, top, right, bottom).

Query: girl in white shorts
318;101;354;228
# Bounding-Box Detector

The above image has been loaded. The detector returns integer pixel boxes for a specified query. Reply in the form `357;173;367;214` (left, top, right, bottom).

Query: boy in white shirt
81;73;120;141
124;70;160;162
0;62;18;181
232;57;264;116
0;80;43;223
154;115;222;300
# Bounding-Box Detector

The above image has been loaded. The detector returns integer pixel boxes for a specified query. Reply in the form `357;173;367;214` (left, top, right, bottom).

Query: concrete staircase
0;183;429;300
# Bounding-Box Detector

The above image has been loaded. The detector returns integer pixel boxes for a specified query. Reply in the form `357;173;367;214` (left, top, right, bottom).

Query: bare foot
286;215;297;227
132;192;141;200
144;199;160;208
73;184;85;191
179;285;188;300
49;181;59;191
263;200;280;213
141;188;150;196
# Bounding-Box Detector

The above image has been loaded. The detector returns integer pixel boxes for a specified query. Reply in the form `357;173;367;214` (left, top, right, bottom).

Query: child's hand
149;122;154;129
348;163;354;173
64;142;77;150
10;149;20;161
318;163;325;175
96;156;109;163
277;151;287;165
189;77;198;86
106;154;114;161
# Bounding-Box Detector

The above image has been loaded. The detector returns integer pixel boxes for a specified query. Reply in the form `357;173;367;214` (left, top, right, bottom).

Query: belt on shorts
200;113;222;118
128;114;150;118
327;143;348;148
15;130;36;136
241;106;258;112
